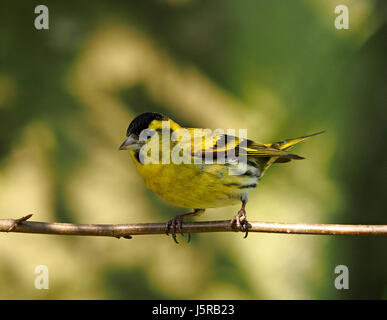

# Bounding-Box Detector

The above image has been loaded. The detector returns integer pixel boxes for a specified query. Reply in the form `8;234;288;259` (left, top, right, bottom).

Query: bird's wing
186;128;302;160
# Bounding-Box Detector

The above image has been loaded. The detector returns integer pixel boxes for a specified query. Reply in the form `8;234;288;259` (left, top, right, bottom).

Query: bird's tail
267;130;326;151
261;130;325;173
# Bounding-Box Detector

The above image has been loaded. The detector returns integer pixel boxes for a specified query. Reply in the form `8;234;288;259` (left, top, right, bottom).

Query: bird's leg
230;196;249;238
166;209;204;244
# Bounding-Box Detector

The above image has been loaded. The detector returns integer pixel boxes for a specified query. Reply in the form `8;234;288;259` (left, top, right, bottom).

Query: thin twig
0;215;386;238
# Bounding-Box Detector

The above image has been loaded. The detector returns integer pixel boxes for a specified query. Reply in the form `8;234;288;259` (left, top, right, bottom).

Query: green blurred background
0;0;386;299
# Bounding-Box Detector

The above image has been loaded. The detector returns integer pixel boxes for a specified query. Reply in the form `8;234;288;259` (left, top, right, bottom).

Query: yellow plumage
119;112;324;242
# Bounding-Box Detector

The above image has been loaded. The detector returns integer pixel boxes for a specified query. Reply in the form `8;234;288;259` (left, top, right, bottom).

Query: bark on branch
0;214;386;239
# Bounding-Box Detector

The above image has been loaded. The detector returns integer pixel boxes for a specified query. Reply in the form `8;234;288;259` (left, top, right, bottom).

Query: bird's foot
166;215;190;244
165;209;204;244
7;214;33;232
230;208;249;238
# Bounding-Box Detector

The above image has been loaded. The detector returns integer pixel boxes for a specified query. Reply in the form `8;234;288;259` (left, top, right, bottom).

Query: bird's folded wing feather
185;129;300;160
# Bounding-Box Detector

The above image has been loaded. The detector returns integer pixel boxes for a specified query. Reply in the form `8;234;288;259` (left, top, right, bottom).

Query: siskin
119;112;324;243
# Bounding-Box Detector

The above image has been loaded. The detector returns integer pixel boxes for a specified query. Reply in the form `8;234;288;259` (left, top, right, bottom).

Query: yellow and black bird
119;112;324;243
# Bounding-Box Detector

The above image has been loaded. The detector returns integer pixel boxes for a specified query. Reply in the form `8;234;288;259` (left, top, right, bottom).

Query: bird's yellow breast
129;151;259;209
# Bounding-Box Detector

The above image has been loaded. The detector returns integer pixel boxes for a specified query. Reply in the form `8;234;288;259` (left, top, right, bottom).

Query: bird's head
119;112;180;151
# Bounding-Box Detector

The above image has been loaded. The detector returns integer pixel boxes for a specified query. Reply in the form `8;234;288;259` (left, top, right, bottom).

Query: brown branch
0;214;386;239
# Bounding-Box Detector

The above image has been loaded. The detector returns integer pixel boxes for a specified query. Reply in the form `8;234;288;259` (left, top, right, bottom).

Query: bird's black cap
126;112;166;136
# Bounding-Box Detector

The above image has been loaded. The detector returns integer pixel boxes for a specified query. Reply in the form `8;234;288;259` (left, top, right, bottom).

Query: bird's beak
119;134;141;150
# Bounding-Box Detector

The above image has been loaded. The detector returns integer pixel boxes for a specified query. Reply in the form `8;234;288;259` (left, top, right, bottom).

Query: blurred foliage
0;0;386;299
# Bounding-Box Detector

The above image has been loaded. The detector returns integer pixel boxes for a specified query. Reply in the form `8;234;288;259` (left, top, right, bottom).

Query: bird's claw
166;216;191;244
230;209;249;238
